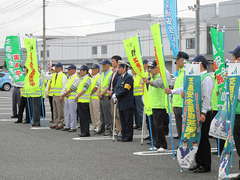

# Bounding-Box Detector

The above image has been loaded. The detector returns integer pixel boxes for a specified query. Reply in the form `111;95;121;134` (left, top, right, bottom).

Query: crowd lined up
10;46;240;178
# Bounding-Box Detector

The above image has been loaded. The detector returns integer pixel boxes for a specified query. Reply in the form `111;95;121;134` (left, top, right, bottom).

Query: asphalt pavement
0;89;239;180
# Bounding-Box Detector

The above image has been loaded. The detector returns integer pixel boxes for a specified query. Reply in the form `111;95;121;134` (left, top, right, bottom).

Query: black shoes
11;115;18;118
14;121;22;123
23;121;30;124
189;165;211;173
78;133;90;137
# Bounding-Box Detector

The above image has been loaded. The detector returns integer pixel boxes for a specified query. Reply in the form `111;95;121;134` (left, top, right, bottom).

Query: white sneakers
149;147;166;152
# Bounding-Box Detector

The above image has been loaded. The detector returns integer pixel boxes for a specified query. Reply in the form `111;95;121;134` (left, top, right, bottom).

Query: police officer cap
183;139;188;143
118;60;131;68
143;59;149;64
79;64;89;71
173;51;189;60
100;59;111;65
91;64;100;69
55;62;63;68
229;46;240;54
193;140;197;144
66;64;77;70
148;60;157;68
189;55;208;68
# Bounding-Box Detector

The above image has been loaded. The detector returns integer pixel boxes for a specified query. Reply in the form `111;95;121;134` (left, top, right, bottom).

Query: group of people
10;46;240;178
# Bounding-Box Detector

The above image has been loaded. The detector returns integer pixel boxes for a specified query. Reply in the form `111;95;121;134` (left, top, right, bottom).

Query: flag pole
226;60;230;180
35;38;46;128
159;24;175;159
19;35;32;126
138;33;155;152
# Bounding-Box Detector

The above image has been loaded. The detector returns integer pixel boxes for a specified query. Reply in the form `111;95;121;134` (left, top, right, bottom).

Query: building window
40;51;43;58
40;50;50;58
101;45;107;54
92;46;97;55
47;50;50;57
186;38;195;49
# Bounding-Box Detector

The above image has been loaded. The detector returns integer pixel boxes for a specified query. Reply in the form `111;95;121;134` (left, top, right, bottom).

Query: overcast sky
0;0;232;48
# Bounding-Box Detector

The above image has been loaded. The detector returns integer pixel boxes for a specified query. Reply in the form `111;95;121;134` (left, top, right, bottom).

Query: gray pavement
0;90;239;180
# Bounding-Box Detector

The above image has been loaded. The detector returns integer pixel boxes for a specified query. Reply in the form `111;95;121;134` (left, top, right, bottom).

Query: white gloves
112;93;117;103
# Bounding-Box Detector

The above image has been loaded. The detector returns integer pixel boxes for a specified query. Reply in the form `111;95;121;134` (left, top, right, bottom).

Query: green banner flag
151;22;172;113
24;38;40;93
4;36;24;84
210;27;226;106
123;35;152;116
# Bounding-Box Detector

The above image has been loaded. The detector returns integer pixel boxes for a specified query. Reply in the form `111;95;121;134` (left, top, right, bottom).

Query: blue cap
148;60;157;68
183;139;188;143
79;64;89;71
229;46;240;54
143;59;149;64
174;51;189;60
100;59;111;65
193;140;198;144
189;55;208;67
91;64;100;69
66;64;76;70
55;62;63;68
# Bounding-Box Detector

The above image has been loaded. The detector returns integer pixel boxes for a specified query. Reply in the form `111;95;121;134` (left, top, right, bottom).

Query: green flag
4;36;24;84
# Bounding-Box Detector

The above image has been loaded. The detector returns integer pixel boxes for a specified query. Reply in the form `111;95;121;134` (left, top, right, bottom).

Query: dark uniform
114;72;134;142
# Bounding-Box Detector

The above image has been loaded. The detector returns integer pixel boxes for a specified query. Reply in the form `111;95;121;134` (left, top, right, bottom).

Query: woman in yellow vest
74;65;91;137
62;64;80;132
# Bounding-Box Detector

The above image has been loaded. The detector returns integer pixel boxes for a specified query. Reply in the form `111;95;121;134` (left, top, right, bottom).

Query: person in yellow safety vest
107;55;122;140
142;60;172;152
96;59;113;136
61;64;80;132
165;51;189;140
89;64;101;132
40;62;67;130
15;66;30;124
45;66;56;123
228;46;240;179
132;68;143;130
74;65;91;137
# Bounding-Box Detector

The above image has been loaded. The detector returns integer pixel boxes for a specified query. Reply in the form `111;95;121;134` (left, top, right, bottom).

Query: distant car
0;72;12;91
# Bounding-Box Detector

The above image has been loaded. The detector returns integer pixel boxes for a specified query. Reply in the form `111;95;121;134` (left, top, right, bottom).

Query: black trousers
18;96;30;123
212;110;225;154
150;109;168;149
195;111;213;169
49;96;53;120
119;108;133;141
173;107;183;138
40;98;45;117
77;102;90;134
233;114;240;169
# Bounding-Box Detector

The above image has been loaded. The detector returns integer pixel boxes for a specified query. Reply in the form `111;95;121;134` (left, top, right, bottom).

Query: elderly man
97;59;113;136
62;64;79;132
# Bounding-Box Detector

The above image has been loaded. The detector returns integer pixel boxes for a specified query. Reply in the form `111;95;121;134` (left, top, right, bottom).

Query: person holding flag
165;51;189;139
228;46;240;180
113;60;134;142
142;60;172;152
188;55;214;173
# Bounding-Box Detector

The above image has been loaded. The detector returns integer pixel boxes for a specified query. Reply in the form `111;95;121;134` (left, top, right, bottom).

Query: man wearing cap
228;46;240;179
97;59;113;136
187;55;214;173
113;60;134;142
40;62;67;130
107;55;122;139
165;51;189;139
89;64;101;132
75;65;91;137
142;60;172;152
61;64;79;132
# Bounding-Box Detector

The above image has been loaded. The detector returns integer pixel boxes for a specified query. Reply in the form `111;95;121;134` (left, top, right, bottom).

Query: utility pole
178;18;182;51
196;0;200;55
43;0;46;70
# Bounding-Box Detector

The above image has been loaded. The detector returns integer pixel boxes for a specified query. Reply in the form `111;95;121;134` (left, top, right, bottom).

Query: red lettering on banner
29;51;36;86
216;74;224;85
15;70;21;76
213;61;219;71
13;54;20;61
133;57;142;73
15;62;19;68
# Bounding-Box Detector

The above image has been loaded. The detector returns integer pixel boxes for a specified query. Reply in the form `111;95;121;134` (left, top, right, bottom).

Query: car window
0;73;5;77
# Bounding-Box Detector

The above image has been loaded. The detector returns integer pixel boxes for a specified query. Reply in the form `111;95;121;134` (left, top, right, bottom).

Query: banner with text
4;36;24;85
177;64;202;168
123;35;152;116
